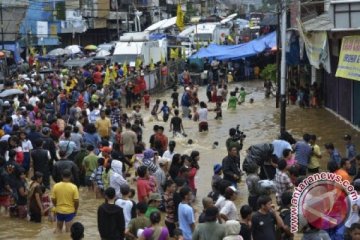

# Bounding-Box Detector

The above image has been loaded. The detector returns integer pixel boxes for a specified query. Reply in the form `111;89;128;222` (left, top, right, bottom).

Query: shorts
56;212;76;222
182;106;190;118
0;195;10;207
163;114;169;122
85;176;92;187
199;122;208;132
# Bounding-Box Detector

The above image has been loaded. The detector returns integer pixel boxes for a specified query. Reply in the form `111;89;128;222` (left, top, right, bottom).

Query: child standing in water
171;87;179;108
214;102;222;120
151;99;161;121
228;92;238;110
143;90;150;109
158;101;171;122
238;87;249;104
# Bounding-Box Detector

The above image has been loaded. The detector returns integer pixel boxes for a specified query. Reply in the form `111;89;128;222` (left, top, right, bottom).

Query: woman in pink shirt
283;149;297;168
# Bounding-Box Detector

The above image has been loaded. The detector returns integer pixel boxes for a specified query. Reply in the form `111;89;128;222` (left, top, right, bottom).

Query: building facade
298;0;360;129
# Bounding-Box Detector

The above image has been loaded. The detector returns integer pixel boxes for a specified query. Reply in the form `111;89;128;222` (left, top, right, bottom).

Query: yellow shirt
309;144;321;169
95;117;111;138
70;78;78;89
51;181;79;214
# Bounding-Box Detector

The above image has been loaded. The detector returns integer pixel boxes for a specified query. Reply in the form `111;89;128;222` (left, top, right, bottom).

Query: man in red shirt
93;69;102;85
136;166;152;203
154;126;168;156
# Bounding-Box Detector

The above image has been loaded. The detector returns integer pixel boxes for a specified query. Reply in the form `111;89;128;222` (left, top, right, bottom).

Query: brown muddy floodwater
0;80;358;239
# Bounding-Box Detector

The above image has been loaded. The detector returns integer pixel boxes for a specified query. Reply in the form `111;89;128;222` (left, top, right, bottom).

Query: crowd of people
0;57;359;240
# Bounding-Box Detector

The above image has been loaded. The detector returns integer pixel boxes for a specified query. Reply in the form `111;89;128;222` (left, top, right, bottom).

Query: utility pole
116;0;120;40
276;4;280;108
0;3;4;50
280;0;287;134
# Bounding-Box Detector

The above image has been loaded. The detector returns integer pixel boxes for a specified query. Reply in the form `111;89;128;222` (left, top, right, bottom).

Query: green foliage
260;64;277;82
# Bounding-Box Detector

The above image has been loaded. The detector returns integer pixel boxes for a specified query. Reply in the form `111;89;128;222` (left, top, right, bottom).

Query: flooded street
0;80;358;239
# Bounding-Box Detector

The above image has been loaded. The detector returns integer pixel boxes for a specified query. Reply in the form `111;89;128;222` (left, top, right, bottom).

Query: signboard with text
336;36;360;81
36;21;48;37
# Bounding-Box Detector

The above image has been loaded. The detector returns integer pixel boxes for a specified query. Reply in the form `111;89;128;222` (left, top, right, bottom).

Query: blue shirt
272;140;292;159
83;91;90;103
58;140;77;157
181;92;191;107
118;69;124;78
178;202;195;240
346;143;357;160
294;141;312;167
330;149;342;166
60;100;68;116
83;132;101;154
160;105;170;115
3;124;12;135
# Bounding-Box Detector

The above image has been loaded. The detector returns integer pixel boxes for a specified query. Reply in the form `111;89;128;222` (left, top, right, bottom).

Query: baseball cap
148;193;162;203
143;149;155;159
213;164;222;174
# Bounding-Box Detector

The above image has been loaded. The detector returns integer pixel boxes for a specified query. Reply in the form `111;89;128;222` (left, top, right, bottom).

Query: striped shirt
274;169;293;198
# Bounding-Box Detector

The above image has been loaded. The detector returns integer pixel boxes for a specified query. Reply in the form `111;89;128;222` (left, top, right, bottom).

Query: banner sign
336;36;360;81
36;21;48;37
297;19;331;73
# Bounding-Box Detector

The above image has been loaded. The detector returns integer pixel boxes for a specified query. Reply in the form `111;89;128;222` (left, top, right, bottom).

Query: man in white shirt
115;184;134;228
197;102;209;132
272;139;292;159
162;141;176;161
29;93;40;107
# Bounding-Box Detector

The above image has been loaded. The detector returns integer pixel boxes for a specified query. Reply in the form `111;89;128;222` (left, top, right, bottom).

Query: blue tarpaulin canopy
149;33;191;42
190;31;276;60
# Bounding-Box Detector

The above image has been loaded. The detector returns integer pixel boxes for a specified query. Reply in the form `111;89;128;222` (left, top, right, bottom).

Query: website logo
290;172;357;232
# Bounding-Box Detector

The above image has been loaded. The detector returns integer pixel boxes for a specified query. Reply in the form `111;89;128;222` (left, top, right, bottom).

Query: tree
260;64;277;82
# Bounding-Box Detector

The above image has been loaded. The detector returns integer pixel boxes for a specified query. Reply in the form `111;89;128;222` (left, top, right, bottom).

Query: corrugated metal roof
303;13;334;31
